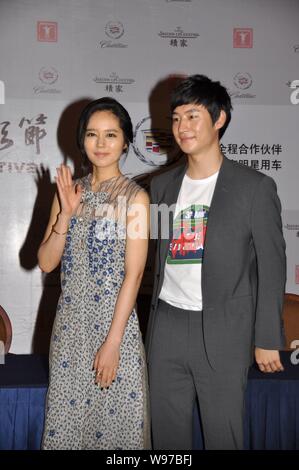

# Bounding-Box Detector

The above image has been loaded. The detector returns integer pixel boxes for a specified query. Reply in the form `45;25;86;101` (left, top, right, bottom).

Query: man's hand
255;347;284;373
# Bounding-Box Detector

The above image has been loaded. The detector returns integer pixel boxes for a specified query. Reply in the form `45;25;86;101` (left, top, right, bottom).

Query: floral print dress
42;175;150;450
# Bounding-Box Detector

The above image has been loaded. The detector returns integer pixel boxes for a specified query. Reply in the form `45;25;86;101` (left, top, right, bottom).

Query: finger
101;370;113;388
111;368;117;382
257;362;265;372
66;166;73;187
101;380;111;389
95;369;102;384
275;359;284;371
75;183;83;195
100;370;109;388
100;379;110;389
60;164;69;186
56;167;64;189
106;372;115;387
263;363;274;373
268;361;278;372
55;176;64;199
93;355;99;372
61;164;70;188
272;360;284;372
108;364;119;386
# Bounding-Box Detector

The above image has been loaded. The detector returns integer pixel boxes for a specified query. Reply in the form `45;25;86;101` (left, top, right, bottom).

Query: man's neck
186;151;223;180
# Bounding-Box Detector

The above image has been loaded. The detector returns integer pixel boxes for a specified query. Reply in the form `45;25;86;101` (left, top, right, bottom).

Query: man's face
172;103;221;157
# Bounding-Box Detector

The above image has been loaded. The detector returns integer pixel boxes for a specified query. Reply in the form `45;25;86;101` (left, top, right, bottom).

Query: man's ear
215;110;227;131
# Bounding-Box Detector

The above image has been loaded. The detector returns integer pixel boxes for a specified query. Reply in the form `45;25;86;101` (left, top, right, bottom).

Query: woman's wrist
58;211;72;224
52;212;71;235
105;335;122;348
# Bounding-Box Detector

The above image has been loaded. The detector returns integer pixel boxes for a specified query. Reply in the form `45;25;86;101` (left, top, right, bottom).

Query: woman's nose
96;136;104;147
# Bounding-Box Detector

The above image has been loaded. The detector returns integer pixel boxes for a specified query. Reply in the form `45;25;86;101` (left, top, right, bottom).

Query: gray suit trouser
148;300;248;450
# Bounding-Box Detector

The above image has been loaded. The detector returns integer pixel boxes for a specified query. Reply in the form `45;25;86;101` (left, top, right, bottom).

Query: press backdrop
0;0;298;352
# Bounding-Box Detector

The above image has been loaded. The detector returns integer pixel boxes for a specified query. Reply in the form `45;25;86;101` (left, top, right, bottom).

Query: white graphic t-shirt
159;171;219;310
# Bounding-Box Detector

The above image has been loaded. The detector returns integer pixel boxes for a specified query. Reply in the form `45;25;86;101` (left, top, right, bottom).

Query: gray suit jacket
145;156;286;369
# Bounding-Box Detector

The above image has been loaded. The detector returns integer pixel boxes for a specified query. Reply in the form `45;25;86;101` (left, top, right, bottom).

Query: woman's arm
37;165;82;272
93;189;150;388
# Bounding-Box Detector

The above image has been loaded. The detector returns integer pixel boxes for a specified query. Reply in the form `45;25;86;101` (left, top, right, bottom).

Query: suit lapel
202;156;234;277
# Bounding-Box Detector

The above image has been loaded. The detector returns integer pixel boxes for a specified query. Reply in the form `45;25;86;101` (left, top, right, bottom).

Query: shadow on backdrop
133;74;186;339
19;98;92;353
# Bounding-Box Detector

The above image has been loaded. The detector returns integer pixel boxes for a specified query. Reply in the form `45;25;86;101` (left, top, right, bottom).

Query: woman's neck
91;167;122;186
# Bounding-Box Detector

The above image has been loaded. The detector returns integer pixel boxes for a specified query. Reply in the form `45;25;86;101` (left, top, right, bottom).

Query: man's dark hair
171;74;232;139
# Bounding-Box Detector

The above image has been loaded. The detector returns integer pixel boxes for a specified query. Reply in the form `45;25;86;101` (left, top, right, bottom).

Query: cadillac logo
39;66;58;85
233;72;252;90
105;21;124;39
133;116;180;167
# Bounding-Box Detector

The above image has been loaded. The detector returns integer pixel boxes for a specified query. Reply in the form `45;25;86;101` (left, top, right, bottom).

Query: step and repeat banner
0;0;298;353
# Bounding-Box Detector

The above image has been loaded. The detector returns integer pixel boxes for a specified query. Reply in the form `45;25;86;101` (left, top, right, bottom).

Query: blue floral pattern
42;175;150;450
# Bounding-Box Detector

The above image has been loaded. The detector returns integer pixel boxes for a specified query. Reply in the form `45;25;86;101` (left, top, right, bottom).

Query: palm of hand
59;183;82;216
56;165;82;217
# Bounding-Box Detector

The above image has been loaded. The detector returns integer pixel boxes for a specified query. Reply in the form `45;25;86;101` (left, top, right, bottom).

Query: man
146;74;286;450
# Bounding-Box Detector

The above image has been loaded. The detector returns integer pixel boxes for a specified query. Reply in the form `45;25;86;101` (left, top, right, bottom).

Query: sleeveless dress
42;174;151;450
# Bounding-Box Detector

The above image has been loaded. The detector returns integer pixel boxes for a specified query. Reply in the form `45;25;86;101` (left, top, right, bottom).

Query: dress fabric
42;174;150;450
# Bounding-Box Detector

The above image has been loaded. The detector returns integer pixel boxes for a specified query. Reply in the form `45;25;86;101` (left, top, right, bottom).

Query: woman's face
83;110;127;170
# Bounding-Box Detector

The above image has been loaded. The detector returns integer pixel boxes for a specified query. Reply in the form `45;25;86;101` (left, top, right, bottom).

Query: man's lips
179;136;194;143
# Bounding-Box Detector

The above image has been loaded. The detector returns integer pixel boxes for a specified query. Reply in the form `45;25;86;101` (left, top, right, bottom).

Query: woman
38;97;150;449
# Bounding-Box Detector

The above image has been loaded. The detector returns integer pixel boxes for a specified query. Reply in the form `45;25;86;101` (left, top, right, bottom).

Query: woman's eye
107;133;116;138
86;132;96;137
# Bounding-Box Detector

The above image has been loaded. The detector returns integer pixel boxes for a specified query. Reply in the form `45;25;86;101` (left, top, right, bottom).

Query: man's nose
178;117;189;133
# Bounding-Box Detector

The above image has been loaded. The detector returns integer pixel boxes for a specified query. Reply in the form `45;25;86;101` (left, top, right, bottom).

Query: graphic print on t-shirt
167;204;209;264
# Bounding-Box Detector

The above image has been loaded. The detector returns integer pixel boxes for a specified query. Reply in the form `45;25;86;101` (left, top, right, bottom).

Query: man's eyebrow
172;108;202;115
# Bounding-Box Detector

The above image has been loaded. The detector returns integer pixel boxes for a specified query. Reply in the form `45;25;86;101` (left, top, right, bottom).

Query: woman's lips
94;152;109;157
